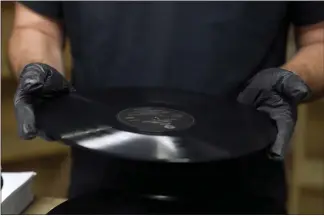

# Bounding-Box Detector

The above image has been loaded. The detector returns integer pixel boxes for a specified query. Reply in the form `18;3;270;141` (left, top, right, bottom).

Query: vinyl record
47;190;250;215
34;87;277;163
48;191;181;215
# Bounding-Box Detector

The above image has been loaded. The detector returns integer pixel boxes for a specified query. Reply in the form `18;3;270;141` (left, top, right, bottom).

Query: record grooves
34;87;277;163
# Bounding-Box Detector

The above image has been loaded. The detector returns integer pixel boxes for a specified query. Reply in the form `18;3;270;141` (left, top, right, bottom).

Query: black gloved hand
238;68;311;160
14;63;75;140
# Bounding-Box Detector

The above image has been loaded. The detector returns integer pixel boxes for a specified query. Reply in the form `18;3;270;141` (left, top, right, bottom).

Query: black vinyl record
35;87;277;163
48;191;181;215
47;190;256;215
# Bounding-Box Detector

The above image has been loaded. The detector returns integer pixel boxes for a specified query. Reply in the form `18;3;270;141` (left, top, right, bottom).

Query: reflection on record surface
35;87;277;162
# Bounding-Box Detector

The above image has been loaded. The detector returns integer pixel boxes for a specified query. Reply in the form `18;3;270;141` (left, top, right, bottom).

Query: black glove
238;68;311;161
14;63;75;140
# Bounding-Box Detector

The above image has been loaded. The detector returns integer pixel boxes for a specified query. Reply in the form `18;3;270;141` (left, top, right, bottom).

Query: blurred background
1;1;323;214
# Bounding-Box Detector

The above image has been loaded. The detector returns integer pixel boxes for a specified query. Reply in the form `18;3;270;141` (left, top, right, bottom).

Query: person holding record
9;1;324;214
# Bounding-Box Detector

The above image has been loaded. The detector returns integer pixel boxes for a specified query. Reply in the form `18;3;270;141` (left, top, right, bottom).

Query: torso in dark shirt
21;1;324;207
22;1;324;94
65;2;289;96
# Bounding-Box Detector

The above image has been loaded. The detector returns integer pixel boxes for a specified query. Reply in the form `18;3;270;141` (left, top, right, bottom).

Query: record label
117;107;195;133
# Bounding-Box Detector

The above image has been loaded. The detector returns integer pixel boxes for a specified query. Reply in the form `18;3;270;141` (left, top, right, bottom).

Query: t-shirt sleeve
19;1;63;20
288;2;324;27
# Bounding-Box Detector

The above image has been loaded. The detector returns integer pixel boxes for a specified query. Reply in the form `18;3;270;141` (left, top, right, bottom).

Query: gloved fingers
237;87;260;105
268;118;295;161
14;100;37;140
13;63;75;141
40;64;75;94
256;95;296;161
13;67;47;140
276;71;311;102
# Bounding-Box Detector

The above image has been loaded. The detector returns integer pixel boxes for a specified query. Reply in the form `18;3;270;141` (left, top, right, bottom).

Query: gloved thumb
14;100;37;140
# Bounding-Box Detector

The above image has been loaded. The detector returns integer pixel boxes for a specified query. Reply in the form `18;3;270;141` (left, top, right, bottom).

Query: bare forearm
8;27;64;77
282;42;324;99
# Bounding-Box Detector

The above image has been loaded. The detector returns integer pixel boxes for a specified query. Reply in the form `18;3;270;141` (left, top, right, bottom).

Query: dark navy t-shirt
21;1;324;96
21;1;324;207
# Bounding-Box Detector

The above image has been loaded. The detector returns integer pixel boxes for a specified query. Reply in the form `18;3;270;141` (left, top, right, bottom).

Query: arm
238;2;324;159
8;2;64;76
282;22;324;100
9;2;74;140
